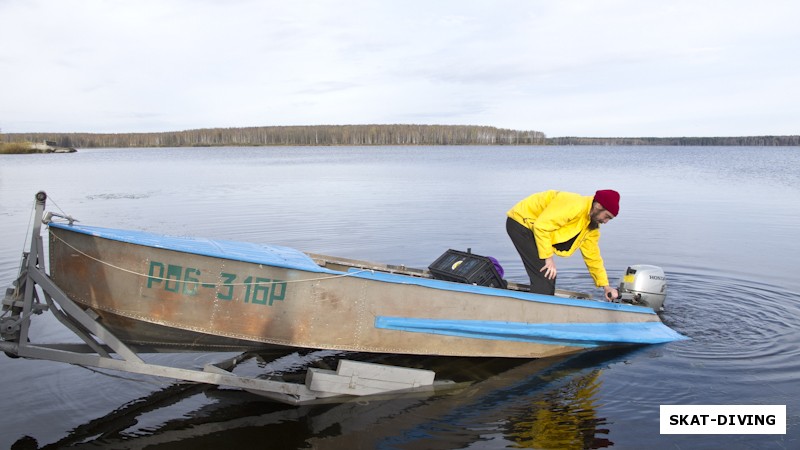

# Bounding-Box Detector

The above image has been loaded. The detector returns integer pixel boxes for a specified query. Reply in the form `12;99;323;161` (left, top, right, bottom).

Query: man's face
590;203;615;229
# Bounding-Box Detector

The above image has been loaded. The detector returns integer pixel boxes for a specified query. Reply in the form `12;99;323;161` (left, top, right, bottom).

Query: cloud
1;0;798;136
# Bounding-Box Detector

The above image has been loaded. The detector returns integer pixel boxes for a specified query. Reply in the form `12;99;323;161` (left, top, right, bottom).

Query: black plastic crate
428;249;507;289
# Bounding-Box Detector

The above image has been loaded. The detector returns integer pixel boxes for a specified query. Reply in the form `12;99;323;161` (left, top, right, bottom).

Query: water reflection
508;371;607;449
15;347;643;449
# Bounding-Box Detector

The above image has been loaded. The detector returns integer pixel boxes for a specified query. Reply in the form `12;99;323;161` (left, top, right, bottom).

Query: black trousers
506;217;556;295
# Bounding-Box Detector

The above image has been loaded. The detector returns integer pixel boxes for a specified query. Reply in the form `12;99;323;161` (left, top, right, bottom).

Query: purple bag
487;256;504;278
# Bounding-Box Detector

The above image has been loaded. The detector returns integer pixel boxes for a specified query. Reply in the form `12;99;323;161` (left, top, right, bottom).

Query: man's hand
603;286;619;301
540;257;557;280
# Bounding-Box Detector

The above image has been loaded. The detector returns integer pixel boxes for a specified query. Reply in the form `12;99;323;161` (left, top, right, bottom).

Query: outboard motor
616;265;667;311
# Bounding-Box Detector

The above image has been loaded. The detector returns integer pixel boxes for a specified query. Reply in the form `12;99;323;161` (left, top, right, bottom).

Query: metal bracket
1;191;448;405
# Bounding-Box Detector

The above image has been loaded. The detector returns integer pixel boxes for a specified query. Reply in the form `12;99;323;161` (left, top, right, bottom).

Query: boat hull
47;223;685;358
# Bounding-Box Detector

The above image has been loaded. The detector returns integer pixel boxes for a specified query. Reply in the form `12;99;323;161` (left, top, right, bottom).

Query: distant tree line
547;135;800;146
3;125;797;148
2;124;546;148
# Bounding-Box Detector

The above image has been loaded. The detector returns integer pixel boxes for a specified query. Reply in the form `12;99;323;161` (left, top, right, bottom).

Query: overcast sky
1;0;798;137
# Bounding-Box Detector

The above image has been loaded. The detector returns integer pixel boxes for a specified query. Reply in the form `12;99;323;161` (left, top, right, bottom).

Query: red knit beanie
594;189;620;216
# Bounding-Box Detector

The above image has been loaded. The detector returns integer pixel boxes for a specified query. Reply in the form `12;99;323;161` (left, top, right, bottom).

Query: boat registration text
145;260;288;306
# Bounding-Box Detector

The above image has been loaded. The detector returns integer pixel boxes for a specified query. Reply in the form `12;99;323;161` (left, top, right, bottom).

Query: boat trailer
0;192;451;405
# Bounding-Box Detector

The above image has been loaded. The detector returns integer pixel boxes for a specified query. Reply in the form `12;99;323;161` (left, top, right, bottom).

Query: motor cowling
616;265;667;311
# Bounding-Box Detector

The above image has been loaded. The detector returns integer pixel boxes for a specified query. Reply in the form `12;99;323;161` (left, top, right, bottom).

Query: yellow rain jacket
507;190;609;287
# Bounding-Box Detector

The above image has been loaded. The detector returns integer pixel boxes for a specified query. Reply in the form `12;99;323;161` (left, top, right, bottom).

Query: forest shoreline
3;124;798;153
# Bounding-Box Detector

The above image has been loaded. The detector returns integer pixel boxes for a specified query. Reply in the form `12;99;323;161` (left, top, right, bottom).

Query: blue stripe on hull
375;316;688;347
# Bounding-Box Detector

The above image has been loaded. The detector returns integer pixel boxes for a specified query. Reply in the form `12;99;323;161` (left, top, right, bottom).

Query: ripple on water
658;271;800;378
588;274;800;438
85;192;155;200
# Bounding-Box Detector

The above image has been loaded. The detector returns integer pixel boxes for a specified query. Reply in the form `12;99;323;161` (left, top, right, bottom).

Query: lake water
1;145;799;449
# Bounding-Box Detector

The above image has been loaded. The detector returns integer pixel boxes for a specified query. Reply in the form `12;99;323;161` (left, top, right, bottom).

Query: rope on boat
47;226;374;287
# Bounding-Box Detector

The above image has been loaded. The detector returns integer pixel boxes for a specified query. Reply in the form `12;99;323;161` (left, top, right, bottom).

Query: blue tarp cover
49;222;336;274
